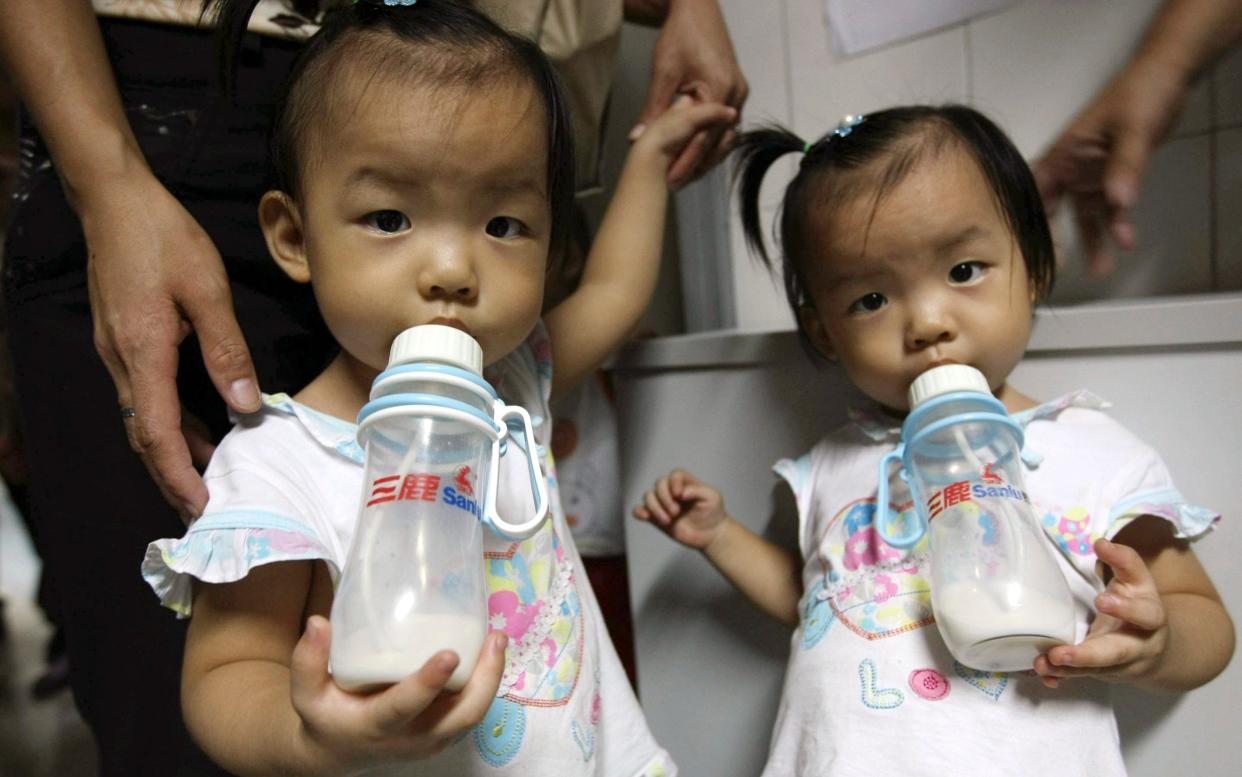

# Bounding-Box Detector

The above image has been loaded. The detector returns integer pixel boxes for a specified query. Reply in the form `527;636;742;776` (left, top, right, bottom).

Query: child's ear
799;305;837;361
259;191;310;283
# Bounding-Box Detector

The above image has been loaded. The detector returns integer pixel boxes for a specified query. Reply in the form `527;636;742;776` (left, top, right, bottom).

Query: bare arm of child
543;97;736;398
1034;517;1235;693
181;560;508;776
634;468;803;627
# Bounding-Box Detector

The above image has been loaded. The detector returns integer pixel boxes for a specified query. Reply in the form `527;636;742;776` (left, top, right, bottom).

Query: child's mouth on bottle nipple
428;316;470;334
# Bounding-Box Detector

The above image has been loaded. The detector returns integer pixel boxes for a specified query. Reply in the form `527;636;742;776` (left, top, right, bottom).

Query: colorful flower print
1042;506;1099;556
485;523;583;705
817;499;933;640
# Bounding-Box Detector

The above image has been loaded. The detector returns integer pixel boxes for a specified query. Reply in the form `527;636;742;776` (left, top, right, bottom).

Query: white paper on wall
826;0;1020;56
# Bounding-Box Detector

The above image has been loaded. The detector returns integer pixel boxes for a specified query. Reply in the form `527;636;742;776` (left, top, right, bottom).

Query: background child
635;105;1234;775
141;1;734;774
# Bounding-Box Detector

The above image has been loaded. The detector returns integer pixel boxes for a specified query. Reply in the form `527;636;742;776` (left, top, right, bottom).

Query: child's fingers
669;468;692;497
632;504;652;522
668;131;711;189
1094;538;1156;589
1042;633;1139;676
426;632;509;738
681;102;739;133
369;651;460;735
655;477;682;517
289;615;334;710
1032;653;1064;688
643;489;673;525
699;127;738;175
679;483;714;508
1096;590;1165;631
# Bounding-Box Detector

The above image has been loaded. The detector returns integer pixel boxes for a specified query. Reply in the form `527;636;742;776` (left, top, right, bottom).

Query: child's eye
366;210;410;234
848;292;887;314
485;216;524;239
948;261;986;284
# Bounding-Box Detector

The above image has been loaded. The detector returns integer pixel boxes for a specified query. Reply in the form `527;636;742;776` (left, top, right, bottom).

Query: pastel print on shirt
804;497;933;647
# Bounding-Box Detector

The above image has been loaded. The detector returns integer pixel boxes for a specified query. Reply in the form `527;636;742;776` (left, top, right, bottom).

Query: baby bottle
876;364;1075;671
329;324;549;691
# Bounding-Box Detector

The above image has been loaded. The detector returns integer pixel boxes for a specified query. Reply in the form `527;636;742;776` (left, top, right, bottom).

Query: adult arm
625;0;749;186
1034;0;1242;275
0;0;262;518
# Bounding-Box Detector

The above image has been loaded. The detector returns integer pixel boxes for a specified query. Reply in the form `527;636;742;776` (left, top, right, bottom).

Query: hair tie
354;0;418;7
802;114;866;160
831;113;865;138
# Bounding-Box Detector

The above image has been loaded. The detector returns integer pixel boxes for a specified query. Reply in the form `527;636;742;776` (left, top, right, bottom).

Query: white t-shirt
763;391;1218;777
144;324;674;777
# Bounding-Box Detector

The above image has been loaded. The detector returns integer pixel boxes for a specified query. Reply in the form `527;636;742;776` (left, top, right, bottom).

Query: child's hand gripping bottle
329;324;549;691
876;365;1076;671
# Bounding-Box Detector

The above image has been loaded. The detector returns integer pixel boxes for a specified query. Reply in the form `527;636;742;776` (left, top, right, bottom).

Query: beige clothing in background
92;0;621;191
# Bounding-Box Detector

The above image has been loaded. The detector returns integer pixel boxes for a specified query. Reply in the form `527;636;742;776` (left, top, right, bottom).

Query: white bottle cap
387;324;483;375
908;364;991;408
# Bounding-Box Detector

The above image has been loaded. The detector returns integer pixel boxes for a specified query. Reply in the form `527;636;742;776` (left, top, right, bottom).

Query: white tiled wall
969;0;1165;155
692;0;1242;332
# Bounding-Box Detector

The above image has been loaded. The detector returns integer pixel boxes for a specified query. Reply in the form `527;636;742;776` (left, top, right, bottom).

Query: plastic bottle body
328;326;549;692
904;393;1076;671
330;411;493;691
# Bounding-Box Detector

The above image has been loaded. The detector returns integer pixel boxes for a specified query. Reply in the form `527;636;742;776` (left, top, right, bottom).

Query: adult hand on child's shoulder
633;468;729;550
84;172;262;519
632;0;748;187
289;616;509;771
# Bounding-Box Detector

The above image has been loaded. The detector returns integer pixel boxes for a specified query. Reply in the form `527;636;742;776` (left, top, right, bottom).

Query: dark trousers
2;19;330;777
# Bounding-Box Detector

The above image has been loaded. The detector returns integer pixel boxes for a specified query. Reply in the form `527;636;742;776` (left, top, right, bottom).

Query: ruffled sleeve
141;413;348;617
143;508;336;617
1099;440;1218;543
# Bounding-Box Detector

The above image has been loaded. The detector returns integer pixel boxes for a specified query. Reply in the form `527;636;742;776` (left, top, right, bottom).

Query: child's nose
418;245;477;302
906;302;956;349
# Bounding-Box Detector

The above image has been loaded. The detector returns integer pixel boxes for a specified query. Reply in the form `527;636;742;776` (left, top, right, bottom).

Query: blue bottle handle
875;444;926;549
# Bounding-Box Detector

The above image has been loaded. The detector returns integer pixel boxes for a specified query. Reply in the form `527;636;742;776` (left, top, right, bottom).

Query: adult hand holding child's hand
628;96;738;191
633;0;748;187
289;616;509;772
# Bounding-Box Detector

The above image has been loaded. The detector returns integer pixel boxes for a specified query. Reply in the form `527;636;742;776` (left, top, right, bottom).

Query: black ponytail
734;125;823;359
199;0;263;98
733;126;805;272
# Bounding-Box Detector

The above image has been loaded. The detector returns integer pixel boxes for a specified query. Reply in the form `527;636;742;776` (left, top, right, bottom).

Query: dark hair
201;0;575;260
734;104;1054;358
